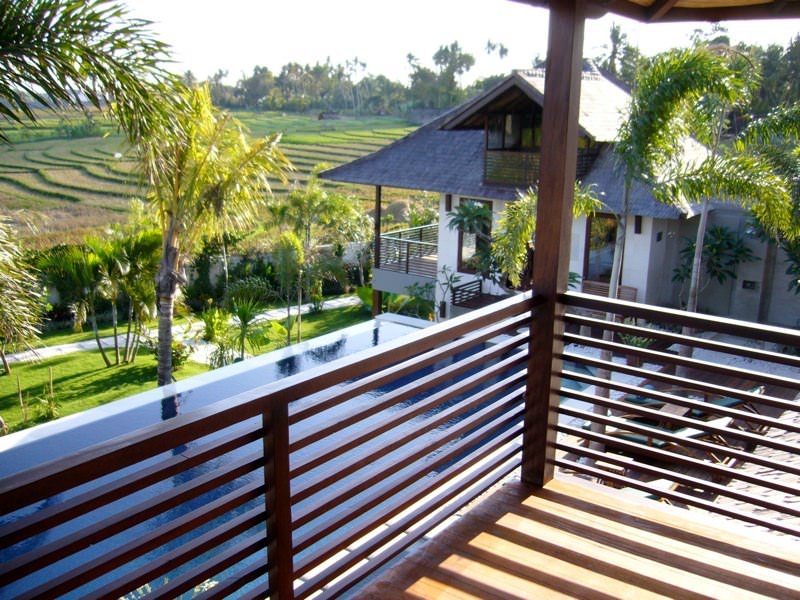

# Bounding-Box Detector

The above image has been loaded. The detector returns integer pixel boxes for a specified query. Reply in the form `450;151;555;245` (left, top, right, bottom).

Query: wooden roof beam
647;0;679;21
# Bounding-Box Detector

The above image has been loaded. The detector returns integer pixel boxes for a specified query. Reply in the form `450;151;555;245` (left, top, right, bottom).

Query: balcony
373;224;438;296
1;291;798;598
483;147;600;187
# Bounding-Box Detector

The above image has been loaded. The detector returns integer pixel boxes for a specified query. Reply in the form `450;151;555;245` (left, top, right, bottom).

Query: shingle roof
321;67;707;219
322;110;527;202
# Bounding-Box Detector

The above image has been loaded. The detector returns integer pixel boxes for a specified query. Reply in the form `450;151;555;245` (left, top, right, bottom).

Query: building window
584;214;617;282
457;199;492;273
487;111;541;151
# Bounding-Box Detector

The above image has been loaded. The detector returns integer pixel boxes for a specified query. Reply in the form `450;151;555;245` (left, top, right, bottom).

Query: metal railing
378;224;438;278
556;292;800;538
0;293;537;600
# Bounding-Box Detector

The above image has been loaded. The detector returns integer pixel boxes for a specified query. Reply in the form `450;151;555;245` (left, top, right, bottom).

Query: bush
224;276;276;308
143;338;194;372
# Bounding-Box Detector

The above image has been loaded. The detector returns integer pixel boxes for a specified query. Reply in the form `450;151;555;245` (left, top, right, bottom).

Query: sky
124;0;800;86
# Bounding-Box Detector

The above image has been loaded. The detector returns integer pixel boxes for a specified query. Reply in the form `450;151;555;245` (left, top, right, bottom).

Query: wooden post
522;0;586;487
372;185;383;316
264;399;294;599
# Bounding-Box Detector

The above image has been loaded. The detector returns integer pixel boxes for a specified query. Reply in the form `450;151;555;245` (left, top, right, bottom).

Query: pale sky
124;0;800;86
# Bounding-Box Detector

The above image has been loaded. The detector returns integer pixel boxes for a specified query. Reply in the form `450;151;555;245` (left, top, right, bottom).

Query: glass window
457;199;493;273
487;114;504;149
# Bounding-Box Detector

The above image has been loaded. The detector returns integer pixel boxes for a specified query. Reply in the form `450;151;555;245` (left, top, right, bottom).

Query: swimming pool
0;317;590;598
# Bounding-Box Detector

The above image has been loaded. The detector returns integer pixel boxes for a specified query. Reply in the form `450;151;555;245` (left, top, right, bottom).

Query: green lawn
1;305;372;434
0;350;209;433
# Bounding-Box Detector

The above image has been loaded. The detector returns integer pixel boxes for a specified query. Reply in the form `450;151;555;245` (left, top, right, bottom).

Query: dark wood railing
0;293;537;600
2;290;798;598
557;292;800;538
451;278;482;306
378;224;438;278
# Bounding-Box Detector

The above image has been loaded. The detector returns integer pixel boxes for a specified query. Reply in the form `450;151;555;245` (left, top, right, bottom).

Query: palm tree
118;229;161;363
271;163;357;339
0;217;45;375
137;84;291;386
273;232;304;346
87;237;129;365
491;184;601;290
39;244;113;367
0;0;176;144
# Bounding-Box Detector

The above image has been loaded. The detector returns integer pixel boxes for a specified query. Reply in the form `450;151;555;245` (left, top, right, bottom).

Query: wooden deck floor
356;476;800;599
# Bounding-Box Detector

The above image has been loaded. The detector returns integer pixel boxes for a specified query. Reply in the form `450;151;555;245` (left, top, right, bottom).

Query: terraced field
0;112;423;247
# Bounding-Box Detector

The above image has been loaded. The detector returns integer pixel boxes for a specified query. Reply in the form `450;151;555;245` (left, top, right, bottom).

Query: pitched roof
443;66;630;143
321;66;708;219
321;110;527;202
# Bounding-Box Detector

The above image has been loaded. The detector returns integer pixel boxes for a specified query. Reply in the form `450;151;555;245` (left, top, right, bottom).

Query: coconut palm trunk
156;243;181;386
89;296;112;368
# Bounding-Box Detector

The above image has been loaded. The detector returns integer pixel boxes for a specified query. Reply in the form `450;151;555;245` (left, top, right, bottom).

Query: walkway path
7;295;362;365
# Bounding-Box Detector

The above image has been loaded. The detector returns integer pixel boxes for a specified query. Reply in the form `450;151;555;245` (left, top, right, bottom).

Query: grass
0;351;209;433
1;111;416;247
1;304;372;434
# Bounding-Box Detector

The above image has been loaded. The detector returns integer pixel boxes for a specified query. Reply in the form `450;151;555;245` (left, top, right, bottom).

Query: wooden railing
378;224;438;278
0;293;537;600
451;278;482;306
557;292;800;538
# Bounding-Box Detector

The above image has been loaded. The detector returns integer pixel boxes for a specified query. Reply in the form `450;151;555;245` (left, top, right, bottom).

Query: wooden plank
357;477;800;599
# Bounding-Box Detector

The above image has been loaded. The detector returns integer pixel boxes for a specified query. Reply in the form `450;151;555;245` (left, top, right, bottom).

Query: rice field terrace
0;111;423;247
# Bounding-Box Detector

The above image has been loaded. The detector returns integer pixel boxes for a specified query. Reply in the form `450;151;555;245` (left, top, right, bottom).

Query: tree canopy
0;0;178;143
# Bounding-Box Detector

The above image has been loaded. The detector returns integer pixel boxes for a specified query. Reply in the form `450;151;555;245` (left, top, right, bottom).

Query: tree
39;244;112;366
87;237;129;365
137;84;291;386
601;23;627;77
0;218;45;375
646;48;793;320
0;0;176;144
273;232;304;346
491;184;601;290
118;229;161;363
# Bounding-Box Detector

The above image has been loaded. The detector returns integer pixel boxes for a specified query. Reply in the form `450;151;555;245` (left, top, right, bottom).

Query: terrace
2;1;800;599
373;224;438;296
1;291;797;598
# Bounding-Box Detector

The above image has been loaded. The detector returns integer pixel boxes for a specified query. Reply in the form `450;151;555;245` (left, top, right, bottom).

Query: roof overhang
512;0;800;23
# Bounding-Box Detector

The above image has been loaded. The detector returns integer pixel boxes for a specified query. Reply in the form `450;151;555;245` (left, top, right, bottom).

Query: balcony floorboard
356;475;799;599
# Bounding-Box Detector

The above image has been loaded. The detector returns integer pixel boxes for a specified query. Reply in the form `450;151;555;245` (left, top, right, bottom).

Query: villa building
1;1;798;598
324;65;799;326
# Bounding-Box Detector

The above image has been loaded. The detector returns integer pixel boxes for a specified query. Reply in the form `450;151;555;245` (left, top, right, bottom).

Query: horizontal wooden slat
0;427;263;550
28;501;265;600
562;291;800;348
565;313;800;370
561;350;800;415
142;531;269;600
561;332;799;392
293;375;527;503
556;434;800;506
559;397;800;458
292;347;527;475
553;458;800;539
293;410;524;535
560;367;797;434
0;452;263;584
291;334;528;454
290;311;532;425
294;446;523;596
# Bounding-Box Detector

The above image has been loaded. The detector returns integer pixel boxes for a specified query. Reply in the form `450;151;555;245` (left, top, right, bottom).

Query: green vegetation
0;350;208;433
0;304;369;434
0;113;415;249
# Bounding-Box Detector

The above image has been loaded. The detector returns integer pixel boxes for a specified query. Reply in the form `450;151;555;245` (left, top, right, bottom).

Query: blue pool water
0;317;422;479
